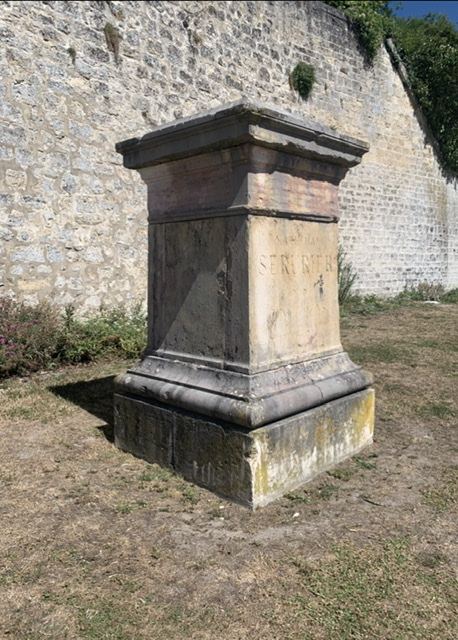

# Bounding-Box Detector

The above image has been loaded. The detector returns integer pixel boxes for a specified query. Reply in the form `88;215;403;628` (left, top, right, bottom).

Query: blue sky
390;1;458;26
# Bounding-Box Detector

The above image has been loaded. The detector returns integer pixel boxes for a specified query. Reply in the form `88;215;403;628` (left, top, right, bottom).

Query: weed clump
0;298;146;379
104;21;122;63
337;245;358;306
58;303;146;364
441;288;458;303
395;281;445;302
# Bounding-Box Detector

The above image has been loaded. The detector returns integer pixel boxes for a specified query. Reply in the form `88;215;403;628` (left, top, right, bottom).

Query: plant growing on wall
104;21;122;63
289;62;316;100
66;47;76;64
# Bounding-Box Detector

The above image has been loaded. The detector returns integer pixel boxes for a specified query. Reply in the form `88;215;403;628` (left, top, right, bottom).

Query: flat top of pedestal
116;99;369;169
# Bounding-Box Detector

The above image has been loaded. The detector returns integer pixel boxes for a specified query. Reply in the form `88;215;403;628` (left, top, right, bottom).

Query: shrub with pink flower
0;297;61;377
0;297;146;378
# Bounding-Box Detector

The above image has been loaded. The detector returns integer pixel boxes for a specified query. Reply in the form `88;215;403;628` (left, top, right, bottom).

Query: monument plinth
114;100;374;508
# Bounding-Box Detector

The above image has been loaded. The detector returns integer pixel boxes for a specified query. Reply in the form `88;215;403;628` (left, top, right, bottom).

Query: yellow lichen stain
251;390;374;504
349;390;375;448
253;437;270;498
314;422;327;450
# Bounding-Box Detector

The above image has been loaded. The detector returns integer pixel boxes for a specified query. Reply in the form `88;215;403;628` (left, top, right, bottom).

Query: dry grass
0;303;457;639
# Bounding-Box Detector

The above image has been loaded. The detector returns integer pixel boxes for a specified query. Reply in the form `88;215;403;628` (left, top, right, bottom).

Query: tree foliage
323;1;458;174
392;14;458;173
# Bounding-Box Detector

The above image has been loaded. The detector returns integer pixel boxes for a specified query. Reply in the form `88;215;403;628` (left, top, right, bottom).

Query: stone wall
1;0;457;310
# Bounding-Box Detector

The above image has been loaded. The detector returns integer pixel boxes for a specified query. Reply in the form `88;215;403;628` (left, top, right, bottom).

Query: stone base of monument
114;388;374;509
114;100;374;509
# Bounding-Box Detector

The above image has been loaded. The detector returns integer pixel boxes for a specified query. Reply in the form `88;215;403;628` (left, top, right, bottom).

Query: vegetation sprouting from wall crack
289;62;316;100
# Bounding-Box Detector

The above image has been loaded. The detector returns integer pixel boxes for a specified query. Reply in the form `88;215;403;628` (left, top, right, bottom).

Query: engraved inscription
314;274;324;298
259;253;335;275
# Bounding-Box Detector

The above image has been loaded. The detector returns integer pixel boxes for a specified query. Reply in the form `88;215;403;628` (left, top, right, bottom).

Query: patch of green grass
208;508;224;518
180;485;201;504
77;597;131;640
280;537;457;639
348;342;412;365
417;339;441;348
40;589;214;640
417;340;458;353
139;466;175;483
421;467;457;512
316;484;339;500
37;590;146;639
111;473;135;488
286;483;339;505
337;245;358;306
115;500;147;515
285;492;312;504
418;403;455;420
341;294;393;316
354;455;377;470
139;472;155;483
327;467;355;481
164;605;186;624
8;406;38;420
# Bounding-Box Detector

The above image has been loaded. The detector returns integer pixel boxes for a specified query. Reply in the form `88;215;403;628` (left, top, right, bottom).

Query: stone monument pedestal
114;100;374;508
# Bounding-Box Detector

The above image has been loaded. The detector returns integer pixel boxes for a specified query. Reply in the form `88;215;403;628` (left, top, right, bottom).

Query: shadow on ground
50;375;116;441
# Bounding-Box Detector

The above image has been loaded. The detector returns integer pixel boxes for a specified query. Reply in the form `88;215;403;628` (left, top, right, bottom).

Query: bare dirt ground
0;303;457;639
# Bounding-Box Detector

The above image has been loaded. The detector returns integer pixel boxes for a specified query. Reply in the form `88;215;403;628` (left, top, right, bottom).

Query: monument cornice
116;99;369;170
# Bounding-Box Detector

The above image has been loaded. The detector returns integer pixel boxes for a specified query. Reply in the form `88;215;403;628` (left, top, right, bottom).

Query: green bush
57;303;146;363
0;298;146;379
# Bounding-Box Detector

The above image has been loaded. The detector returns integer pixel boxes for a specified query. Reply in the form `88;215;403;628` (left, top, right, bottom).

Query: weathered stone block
114;389;374;509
